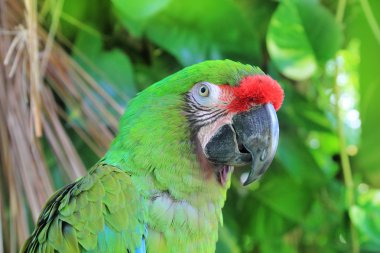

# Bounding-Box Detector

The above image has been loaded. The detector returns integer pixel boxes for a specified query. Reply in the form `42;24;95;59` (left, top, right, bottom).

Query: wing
21;164;146;253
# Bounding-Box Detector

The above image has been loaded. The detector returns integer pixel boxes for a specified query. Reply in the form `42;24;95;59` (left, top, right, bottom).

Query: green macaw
22;60;284;253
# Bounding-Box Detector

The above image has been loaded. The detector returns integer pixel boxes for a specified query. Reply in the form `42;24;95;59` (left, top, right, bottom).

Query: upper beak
232;103;279;185
204;103;279;185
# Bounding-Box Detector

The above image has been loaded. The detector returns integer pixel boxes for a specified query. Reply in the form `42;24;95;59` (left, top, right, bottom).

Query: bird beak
204;103;279;185
232;103;279;185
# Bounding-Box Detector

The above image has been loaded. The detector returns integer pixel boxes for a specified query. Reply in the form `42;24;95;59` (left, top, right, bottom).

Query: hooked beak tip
233;103;279;186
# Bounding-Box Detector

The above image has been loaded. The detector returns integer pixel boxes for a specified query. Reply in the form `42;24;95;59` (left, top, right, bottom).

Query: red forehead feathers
227;75;284;112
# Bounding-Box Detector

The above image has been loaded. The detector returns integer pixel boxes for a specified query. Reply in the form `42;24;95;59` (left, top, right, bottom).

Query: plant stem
40;0;64;77
334;80;359;253
336;0;347;23
25;0;42;137
360;0;380;43
335;1;359;252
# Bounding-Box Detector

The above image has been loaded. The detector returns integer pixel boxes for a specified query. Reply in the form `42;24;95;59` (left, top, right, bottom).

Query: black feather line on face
182;92;231;184
182;93;228;138
189;94;212;111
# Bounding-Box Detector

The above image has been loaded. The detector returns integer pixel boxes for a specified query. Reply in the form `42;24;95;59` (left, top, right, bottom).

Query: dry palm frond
0;0;124;252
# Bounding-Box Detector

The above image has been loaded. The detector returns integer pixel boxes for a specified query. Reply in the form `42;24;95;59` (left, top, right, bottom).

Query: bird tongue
218;165;233;186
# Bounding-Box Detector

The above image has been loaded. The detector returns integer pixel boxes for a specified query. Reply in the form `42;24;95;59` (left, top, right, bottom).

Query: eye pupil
199;85;209;97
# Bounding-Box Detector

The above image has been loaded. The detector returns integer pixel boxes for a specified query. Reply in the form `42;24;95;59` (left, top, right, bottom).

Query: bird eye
198;85;209;97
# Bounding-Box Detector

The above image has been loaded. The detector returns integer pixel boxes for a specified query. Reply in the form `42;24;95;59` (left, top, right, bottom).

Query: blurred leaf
221;171;305;252
236;0;278;42
112;0;171;20
267;0;342;80
296;1;342;63
253;170;313;223
277;133;325;186
352;0;380;187
308;132;340;178
111;0;172;36
134;54;179;91
302;188;347;253
280;99;333;133
350;188;380;251
216;226;241;253
59;0;87;39
267;0;317;80
59;0;110;40
113;0;261;66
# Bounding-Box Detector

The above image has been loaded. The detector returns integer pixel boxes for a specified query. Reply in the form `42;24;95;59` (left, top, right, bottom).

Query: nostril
238;144;249;154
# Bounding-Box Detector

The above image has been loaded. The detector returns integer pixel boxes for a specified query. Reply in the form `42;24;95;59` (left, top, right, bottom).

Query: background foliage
1;0;380;252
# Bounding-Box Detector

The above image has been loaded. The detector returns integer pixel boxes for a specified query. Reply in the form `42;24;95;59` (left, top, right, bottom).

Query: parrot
22;59;284;253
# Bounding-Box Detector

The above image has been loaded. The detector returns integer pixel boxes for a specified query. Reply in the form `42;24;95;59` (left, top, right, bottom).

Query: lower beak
232;103;279;185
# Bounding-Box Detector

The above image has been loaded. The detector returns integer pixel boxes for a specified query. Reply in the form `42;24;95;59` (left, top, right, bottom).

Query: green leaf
134;55;179;91
277;133;325;187
113;0;261;66
267;0;317;80
352;0;380;187
279;90;334;133
302;191;347;253
267;0;342;80
253;171;313;223
296;1;342;64
308;132;340;178
216;226;241;253
350;189;380;251
111;0;172;36
59;0;87;39
112;0;171;20
59;0;110;40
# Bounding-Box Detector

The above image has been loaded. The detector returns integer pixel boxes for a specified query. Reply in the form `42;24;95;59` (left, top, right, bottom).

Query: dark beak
232;103;279;185
205;103;279;185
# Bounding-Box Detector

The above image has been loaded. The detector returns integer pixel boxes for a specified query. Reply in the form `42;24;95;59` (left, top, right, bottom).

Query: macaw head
107;60;284;190
184;72;283;185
